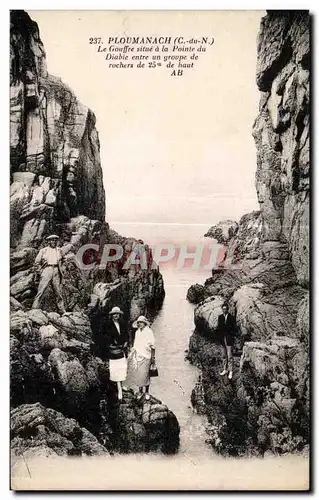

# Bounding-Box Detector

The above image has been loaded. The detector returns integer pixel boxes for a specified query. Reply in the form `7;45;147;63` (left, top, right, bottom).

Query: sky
28;10;263;232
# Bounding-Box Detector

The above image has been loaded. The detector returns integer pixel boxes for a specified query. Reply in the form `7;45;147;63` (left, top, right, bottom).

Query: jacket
95;318;129;361
217;313;237;346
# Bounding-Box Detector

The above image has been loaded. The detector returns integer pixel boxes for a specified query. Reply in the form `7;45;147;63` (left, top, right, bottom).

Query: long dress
126;326;155;388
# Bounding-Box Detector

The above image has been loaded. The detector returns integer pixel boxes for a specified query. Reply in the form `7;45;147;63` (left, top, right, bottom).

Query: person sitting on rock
32;234;66;314
217;302;236;380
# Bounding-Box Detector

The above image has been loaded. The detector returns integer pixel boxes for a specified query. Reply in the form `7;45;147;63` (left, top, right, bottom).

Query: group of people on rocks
30;234;158;401
98;301;236;402
31;234;236;397
94;306;157;401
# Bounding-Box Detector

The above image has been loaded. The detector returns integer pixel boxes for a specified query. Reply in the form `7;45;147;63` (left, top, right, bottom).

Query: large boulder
48;348;91;406
11;403;109;457
46;311;93;343
204;220;239;244
10;335;55;408
10;308;99;416
224;211;262;264
114;391;180;454
10;247;37;273
194;295;224;335
186;283;207;304
233;283;306;342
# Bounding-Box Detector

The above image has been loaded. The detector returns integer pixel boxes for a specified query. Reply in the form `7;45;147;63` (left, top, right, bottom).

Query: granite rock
11;403;109;457
10;10;175;459
187;11;310;456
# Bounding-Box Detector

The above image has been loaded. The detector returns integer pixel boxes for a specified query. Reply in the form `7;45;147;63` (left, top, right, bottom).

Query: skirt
109;357;128;382
225;333;235;347
126;351;151;388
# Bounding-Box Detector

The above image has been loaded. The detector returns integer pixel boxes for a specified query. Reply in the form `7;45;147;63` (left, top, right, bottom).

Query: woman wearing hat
106;306;129;401
126;315;156;394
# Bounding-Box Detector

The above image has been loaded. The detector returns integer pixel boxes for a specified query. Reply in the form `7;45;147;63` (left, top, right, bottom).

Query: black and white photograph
9;9;310;490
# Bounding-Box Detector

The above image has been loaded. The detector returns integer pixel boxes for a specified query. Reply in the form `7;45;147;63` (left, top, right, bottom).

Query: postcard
10;9;310;491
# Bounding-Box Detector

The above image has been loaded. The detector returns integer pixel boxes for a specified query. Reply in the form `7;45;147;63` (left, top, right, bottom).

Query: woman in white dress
126;316;156;394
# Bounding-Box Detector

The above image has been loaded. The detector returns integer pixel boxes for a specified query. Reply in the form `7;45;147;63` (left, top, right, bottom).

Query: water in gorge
151;267;213;461
113;221;214;461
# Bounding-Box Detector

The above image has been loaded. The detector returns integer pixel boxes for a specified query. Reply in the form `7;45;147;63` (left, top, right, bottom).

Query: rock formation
186;283;207;304
11;403;109;457
204;220;239;244
187;11;309;456
10;10;178;458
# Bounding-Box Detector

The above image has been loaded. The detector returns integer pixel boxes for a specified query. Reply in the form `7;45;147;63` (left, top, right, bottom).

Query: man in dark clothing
217;302;236;380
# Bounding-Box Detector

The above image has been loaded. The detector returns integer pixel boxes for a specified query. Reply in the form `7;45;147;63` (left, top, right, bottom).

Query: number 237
89;37;102;44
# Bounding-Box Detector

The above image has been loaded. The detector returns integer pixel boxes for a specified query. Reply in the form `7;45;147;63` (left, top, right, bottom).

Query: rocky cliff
187;11;309;456
10;10;179;458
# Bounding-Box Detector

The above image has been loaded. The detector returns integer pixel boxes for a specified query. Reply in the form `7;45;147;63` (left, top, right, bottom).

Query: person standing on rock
32;234;66;314
107;306;129;401
218;303;236;380
126;316;156;394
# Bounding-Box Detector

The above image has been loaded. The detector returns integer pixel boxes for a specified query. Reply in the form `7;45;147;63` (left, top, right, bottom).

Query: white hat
46;234;60;240
109;306;124;315
133;315;150;328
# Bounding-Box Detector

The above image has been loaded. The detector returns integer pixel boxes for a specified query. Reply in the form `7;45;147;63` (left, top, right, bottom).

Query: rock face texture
10;11;177;458
186;283;208;304
187;11;309;456
254;11;309;288
11;403;109;457
102;392;180;455
10;11;105;224
204;220;239;245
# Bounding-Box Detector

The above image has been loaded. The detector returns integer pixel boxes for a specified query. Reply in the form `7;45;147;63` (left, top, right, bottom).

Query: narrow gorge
10;10;179;458
10;9;310;466
187;10;310;457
